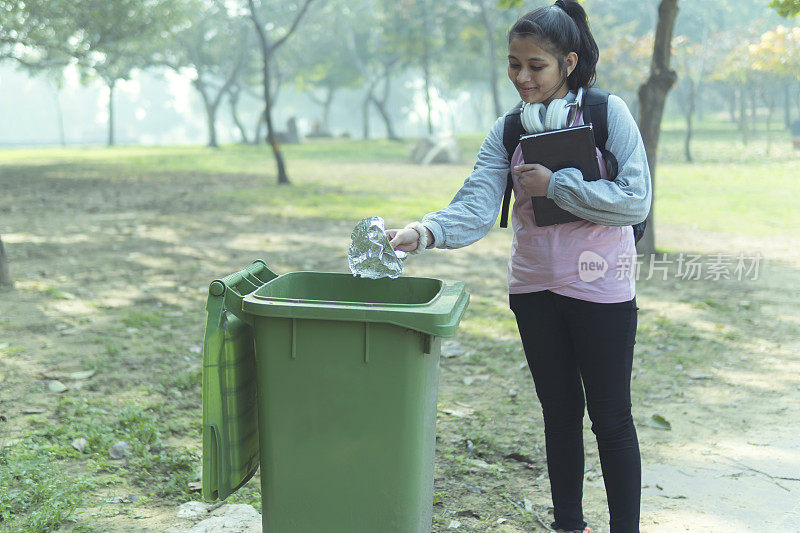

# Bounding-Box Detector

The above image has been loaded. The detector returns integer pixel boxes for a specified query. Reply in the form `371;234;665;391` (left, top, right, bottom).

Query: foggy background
0;0;795;147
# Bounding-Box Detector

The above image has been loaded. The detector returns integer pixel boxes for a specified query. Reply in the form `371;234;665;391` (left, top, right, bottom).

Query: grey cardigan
422;91;652;249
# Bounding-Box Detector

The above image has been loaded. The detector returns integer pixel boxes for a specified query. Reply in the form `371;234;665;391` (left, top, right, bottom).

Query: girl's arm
544;94;652;226
419;116;509;249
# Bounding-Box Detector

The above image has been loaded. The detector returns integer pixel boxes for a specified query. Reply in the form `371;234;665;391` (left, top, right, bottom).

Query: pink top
508;108;636;303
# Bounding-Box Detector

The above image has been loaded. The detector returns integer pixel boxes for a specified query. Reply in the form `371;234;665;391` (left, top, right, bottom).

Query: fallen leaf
71;437;88;453
447;520;461;529
497;517;507;524
69;370;96;380
48;380;68;393
462;377;474;386
649;414;672;430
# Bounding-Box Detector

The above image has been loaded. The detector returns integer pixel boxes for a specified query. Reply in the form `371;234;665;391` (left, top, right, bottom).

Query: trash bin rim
240;271;469;337
246;271;446;308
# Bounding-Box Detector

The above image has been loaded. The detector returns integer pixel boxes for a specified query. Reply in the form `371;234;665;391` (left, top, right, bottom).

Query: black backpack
499;87;646;244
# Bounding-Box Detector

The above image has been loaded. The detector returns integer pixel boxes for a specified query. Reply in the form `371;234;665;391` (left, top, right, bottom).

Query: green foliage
0;396;200;529
771;0;800;18
0;444;93;532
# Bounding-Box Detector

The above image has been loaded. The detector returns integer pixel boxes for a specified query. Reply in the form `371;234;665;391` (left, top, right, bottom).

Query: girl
387;1;651;532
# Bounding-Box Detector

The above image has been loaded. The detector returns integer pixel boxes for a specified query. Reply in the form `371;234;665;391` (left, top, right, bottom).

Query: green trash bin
202;261;470;533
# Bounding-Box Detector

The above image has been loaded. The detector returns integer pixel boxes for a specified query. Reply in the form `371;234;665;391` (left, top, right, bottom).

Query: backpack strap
583;87;646;244
582;87;618;179
499;101;524;228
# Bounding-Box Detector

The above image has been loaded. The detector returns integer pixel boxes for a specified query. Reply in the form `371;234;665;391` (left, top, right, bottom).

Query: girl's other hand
386;228;420;252
513;163;553;197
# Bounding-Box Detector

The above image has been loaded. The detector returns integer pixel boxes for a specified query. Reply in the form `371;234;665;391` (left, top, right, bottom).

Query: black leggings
509;290;641;533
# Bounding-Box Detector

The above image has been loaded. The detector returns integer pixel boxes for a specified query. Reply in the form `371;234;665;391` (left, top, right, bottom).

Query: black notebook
519;124;601;227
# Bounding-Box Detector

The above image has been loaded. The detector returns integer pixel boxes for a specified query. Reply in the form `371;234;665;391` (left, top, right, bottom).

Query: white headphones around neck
521;86;584;133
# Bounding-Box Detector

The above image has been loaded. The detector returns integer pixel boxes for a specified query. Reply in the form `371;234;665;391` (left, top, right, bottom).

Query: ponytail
508;0;599;90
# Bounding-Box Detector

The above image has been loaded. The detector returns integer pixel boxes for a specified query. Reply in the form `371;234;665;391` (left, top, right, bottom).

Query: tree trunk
0;235;11;286
421;0;434;135
739;84;749;145
193;79;220;148
728;83;737;124
684;76;695;162
371;70;401;141
249;1;289;185
479;3;502;118
228;86;250;144
54;89;66;146
107;79;116;147
784;81;791;129
206;102;219;148
362;83;376;140
695;83;703;121
322;87;335;133
635;0;679;257
423;42;433;135
262;62;289;184
254;110;265;145
762;86;775;155
795;80;800;122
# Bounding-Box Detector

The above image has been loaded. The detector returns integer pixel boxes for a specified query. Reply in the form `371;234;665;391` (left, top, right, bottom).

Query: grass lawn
0;114;798;531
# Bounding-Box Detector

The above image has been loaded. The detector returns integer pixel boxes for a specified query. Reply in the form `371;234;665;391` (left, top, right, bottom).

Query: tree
157;1;252;148
344;0;405;140
672;33;711;162
747;25;800;151
0;0;79;286
247;0;315;185
289;1;362;135
635;0;679;257
450;0;519;120
0;0;76;66
595;31;653;116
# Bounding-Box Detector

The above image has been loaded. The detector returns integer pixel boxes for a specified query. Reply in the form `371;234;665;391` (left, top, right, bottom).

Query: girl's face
507;37;577;105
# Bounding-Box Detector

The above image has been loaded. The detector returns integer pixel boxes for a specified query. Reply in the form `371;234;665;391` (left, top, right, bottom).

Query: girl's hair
507;0;599;91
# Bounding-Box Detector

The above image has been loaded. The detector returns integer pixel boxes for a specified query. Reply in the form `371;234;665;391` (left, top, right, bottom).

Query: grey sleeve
544;94;652;226
421;116;509;249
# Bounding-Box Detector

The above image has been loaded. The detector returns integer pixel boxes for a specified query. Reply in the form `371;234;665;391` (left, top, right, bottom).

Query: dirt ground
0;156;798;532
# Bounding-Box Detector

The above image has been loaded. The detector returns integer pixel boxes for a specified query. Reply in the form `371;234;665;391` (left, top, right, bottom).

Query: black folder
519;124;601;227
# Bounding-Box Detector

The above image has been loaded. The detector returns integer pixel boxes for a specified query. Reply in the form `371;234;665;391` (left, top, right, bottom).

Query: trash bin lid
202;260;277;502
242;272;469;338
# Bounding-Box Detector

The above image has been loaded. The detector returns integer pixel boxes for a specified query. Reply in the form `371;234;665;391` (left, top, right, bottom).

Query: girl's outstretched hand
386;228;420;253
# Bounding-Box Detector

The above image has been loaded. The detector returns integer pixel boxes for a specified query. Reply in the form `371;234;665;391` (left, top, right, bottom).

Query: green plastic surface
202;260;277;501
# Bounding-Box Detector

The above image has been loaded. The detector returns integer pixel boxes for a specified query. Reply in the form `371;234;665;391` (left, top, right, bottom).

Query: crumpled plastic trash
348;216;407;279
